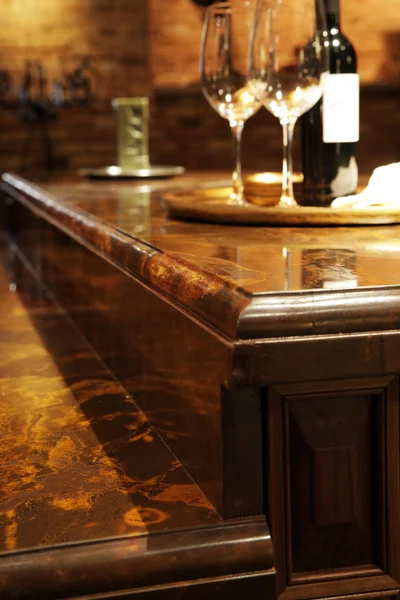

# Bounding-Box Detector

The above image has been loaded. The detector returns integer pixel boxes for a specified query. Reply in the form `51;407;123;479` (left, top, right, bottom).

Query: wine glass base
277;194;298;208
228;192;247;206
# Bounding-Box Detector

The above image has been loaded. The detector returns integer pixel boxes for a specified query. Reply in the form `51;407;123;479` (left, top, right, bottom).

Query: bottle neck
325;0;340;29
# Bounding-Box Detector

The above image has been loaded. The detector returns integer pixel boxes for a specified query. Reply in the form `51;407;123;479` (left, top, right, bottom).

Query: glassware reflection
301;249;358;289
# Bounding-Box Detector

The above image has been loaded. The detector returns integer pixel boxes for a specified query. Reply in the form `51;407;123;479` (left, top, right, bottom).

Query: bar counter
2;171;400;600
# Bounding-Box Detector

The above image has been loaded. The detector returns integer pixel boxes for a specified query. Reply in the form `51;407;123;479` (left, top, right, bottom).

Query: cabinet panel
267;377;400;596
287;391;383;574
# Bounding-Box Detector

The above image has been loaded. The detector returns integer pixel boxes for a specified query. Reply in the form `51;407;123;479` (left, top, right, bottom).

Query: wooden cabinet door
266;376;400;600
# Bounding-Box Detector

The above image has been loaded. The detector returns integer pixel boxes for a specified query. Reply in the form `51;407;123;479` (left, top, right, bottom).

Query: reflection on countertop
10;170;400;294
0;249;219;553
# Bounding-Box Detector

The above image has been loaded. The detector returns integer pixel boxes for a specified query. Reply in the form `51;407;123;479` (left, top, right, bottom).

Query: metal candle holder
112;98;150;170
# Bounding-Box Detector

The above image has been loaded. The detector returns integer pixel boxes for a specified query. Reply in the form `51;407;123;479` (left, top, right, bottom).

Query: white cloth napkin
331;163;400;209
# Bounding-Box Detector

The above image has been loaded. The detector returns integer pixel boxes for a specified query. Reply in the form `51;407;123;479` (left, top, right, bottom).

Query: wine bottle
300;0;359;206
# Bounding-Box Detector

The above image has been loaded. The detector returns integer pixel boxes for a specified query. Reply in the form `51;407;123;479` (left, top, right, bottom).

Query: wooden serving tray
163;187;400;226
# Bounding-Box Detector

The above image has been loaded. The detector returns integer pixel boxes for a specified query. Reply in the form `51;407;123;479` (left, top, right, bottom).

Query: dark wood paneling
312;445;358;526
221;386;264;518
67;572;276;599
286;392;383;575
267;377;400;598
233;334;400;388
0;517;274;600
280;578;399;600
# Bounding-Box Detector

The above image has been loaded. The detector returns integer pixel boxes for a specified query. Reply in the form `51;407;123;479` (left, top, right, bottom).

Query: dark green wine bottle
300;0;359;206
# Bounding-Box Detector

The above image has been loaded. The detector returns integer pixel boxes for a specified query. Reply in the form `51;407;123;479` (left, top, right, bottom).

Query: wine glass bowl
200;2;262;205
202;80;259;124
249;0;328;207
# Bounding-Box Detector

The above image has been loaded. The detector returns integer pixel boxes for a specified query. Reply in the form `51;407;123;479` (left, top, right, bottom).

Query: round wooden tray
163;187;400;226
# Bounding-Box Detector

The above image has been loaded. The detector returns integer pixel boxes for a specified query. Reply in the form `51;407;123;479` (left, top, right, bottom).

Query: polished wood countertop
3;170;400;340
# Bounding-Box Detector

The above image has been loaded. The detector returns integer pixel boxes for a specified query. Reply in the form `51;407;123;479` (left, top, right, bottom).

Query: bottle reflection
283;247;292;291
301;249;358;289
217;246;242;264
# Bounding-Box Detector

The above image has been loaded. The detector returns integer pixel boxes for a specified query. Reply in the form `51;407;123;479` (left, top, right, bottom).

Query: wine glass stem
231;121;245;204
281;119;296;207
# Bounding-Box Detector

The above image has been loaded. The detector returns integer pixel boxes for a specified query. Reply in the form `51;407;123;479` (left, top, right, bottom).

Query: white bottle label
322;73;360;143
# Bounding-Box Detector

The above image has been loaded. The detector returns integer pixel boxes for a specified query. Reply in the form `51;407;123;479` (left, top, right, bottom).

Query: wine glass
200;1;262;206
249;0;328;207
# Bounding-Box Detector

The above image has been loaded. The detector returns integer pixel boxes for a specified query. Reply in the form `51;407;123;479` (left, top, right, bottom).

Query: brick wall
0;0;399;176
0;0;150;173
149;87;400;177
149;0;400;86
0;0;150;98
